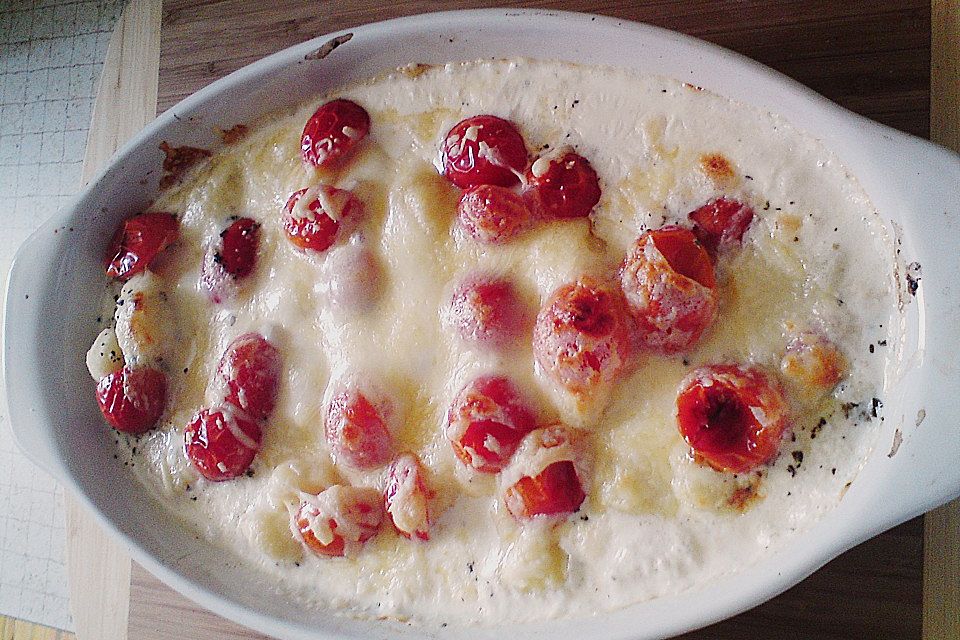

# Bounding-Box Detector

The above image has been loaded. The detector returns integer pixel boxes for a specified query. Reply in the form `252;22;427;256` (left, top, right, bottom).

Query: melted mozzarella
98;60;898;625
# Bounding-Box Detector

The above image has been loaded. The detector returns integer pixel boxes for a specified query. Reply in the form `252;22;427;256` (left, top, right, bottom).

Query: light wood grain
923;3;960;638
68;2;162;640
0;618;75;640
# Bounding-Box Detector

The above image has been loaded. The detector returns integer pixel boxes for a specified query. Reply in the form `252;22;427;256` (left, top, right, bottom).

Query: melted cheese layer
101;60;898;625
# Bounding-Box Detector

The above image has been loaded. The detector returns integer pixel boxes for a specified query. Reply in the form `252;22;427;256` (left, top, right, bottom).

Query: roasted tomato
440;115;528;189
325;384;394;470
533;277;633;400
105;212;179;281
688;197;755;255
294;485;383;557
200;217;260;303
620;226;717;354
446;375;536;473
183;407;262;481
503;424;587;519
676;364;790;474
283;185;362;254
445;276;526;350
780;326;848;393
525;151;601;219
95;366;167;434
301;99;370;168
384;453;433;541
456;184;534;244
217;332;282;421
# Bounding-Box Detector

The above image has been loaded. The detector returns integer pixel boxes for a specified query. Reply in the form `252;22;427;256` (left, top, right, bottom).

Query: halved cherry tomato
446;375;536;473
445;276;525;350
384;453;433;541
283;185;362;253
688;197;755;255
200;217;260;303
676;364;790;473
325;386;393;470
217;332;282;421
301;99;370;168
440;115;528;189
533;277;633;399
620;226;717;354
184;406;262;481
105;212;179;281
96;366;167;434
294;486;383;557
457;184;534;244
503;424;586;519
525;151;601;219
781;327;848;392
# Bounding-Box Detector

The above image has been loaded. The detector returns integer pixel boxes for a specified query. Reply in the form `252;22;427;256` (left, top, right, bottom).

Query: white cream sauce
95;60;898;625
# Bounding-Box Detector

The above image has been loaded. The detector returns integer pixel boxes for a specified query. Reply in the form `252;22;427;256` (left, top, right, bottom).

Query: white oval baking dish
4;9;960;640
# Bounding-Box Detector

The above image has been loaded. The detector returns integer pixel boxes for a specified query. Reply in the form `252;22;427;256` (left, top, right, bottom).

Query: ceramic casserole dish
5;9;960;640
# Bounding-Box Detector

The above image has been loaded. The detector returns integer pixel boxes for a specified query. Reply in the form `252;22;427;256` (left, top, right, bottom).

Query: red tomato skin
445;277;525;350
282;186;361;254
525;152;601;219
384;453;432;541
301;99;370;167
446;375;536;473
105;212;179;281
200;217;261;303
183;407;262;481
217;333;282;421
457;184;534;244
533;277;633;398
620;226;717;355
441;115;528;189
505;460;586;518
676;364;790;473
294;487;383;557
96;366;167;434
688;198;755;255
325;389;393;470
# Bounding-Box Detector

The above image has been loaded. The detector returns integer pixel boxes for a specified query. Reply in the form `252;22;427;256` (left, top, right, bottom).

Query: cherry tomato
445;276;525;350
105;212;179;281
620;226;717;354
533;277;633;399
446;375;536;473
217;332;282;421
676;364;790;473
440;115;528;189
688;197;755;255
301;99;370;168
384;453;433;541
525;152;601;219
200;217;260;303
95;366;167;434
283;185;362;254
504;424;586;519
294;486;383;557
183;406;262;481
457;184;534;244
781;328;847;392
325;386;393;470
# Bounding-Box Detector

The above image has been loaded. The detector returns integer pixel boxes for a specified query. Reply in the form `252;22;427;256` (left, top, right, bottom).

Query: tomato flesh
283;186;361;253
620;226;717;354
384;453;432;541
325;388;393;470
506;460;586;518
217;332;281;421
96;366;167;434
105;212;179;281
294;486;383;557
457;184;533;244
440;115;528;189
184;407;262;481
446;277;525;350
688;198;755;255
676;365;789;473
525;152;601;219
446;375;536;473
533;277;633;399
301;99;370;167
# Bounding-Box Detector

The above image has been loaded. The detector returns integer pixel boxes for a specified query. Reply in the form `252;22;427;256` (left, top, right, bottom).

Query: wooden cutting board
64;1;957;639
